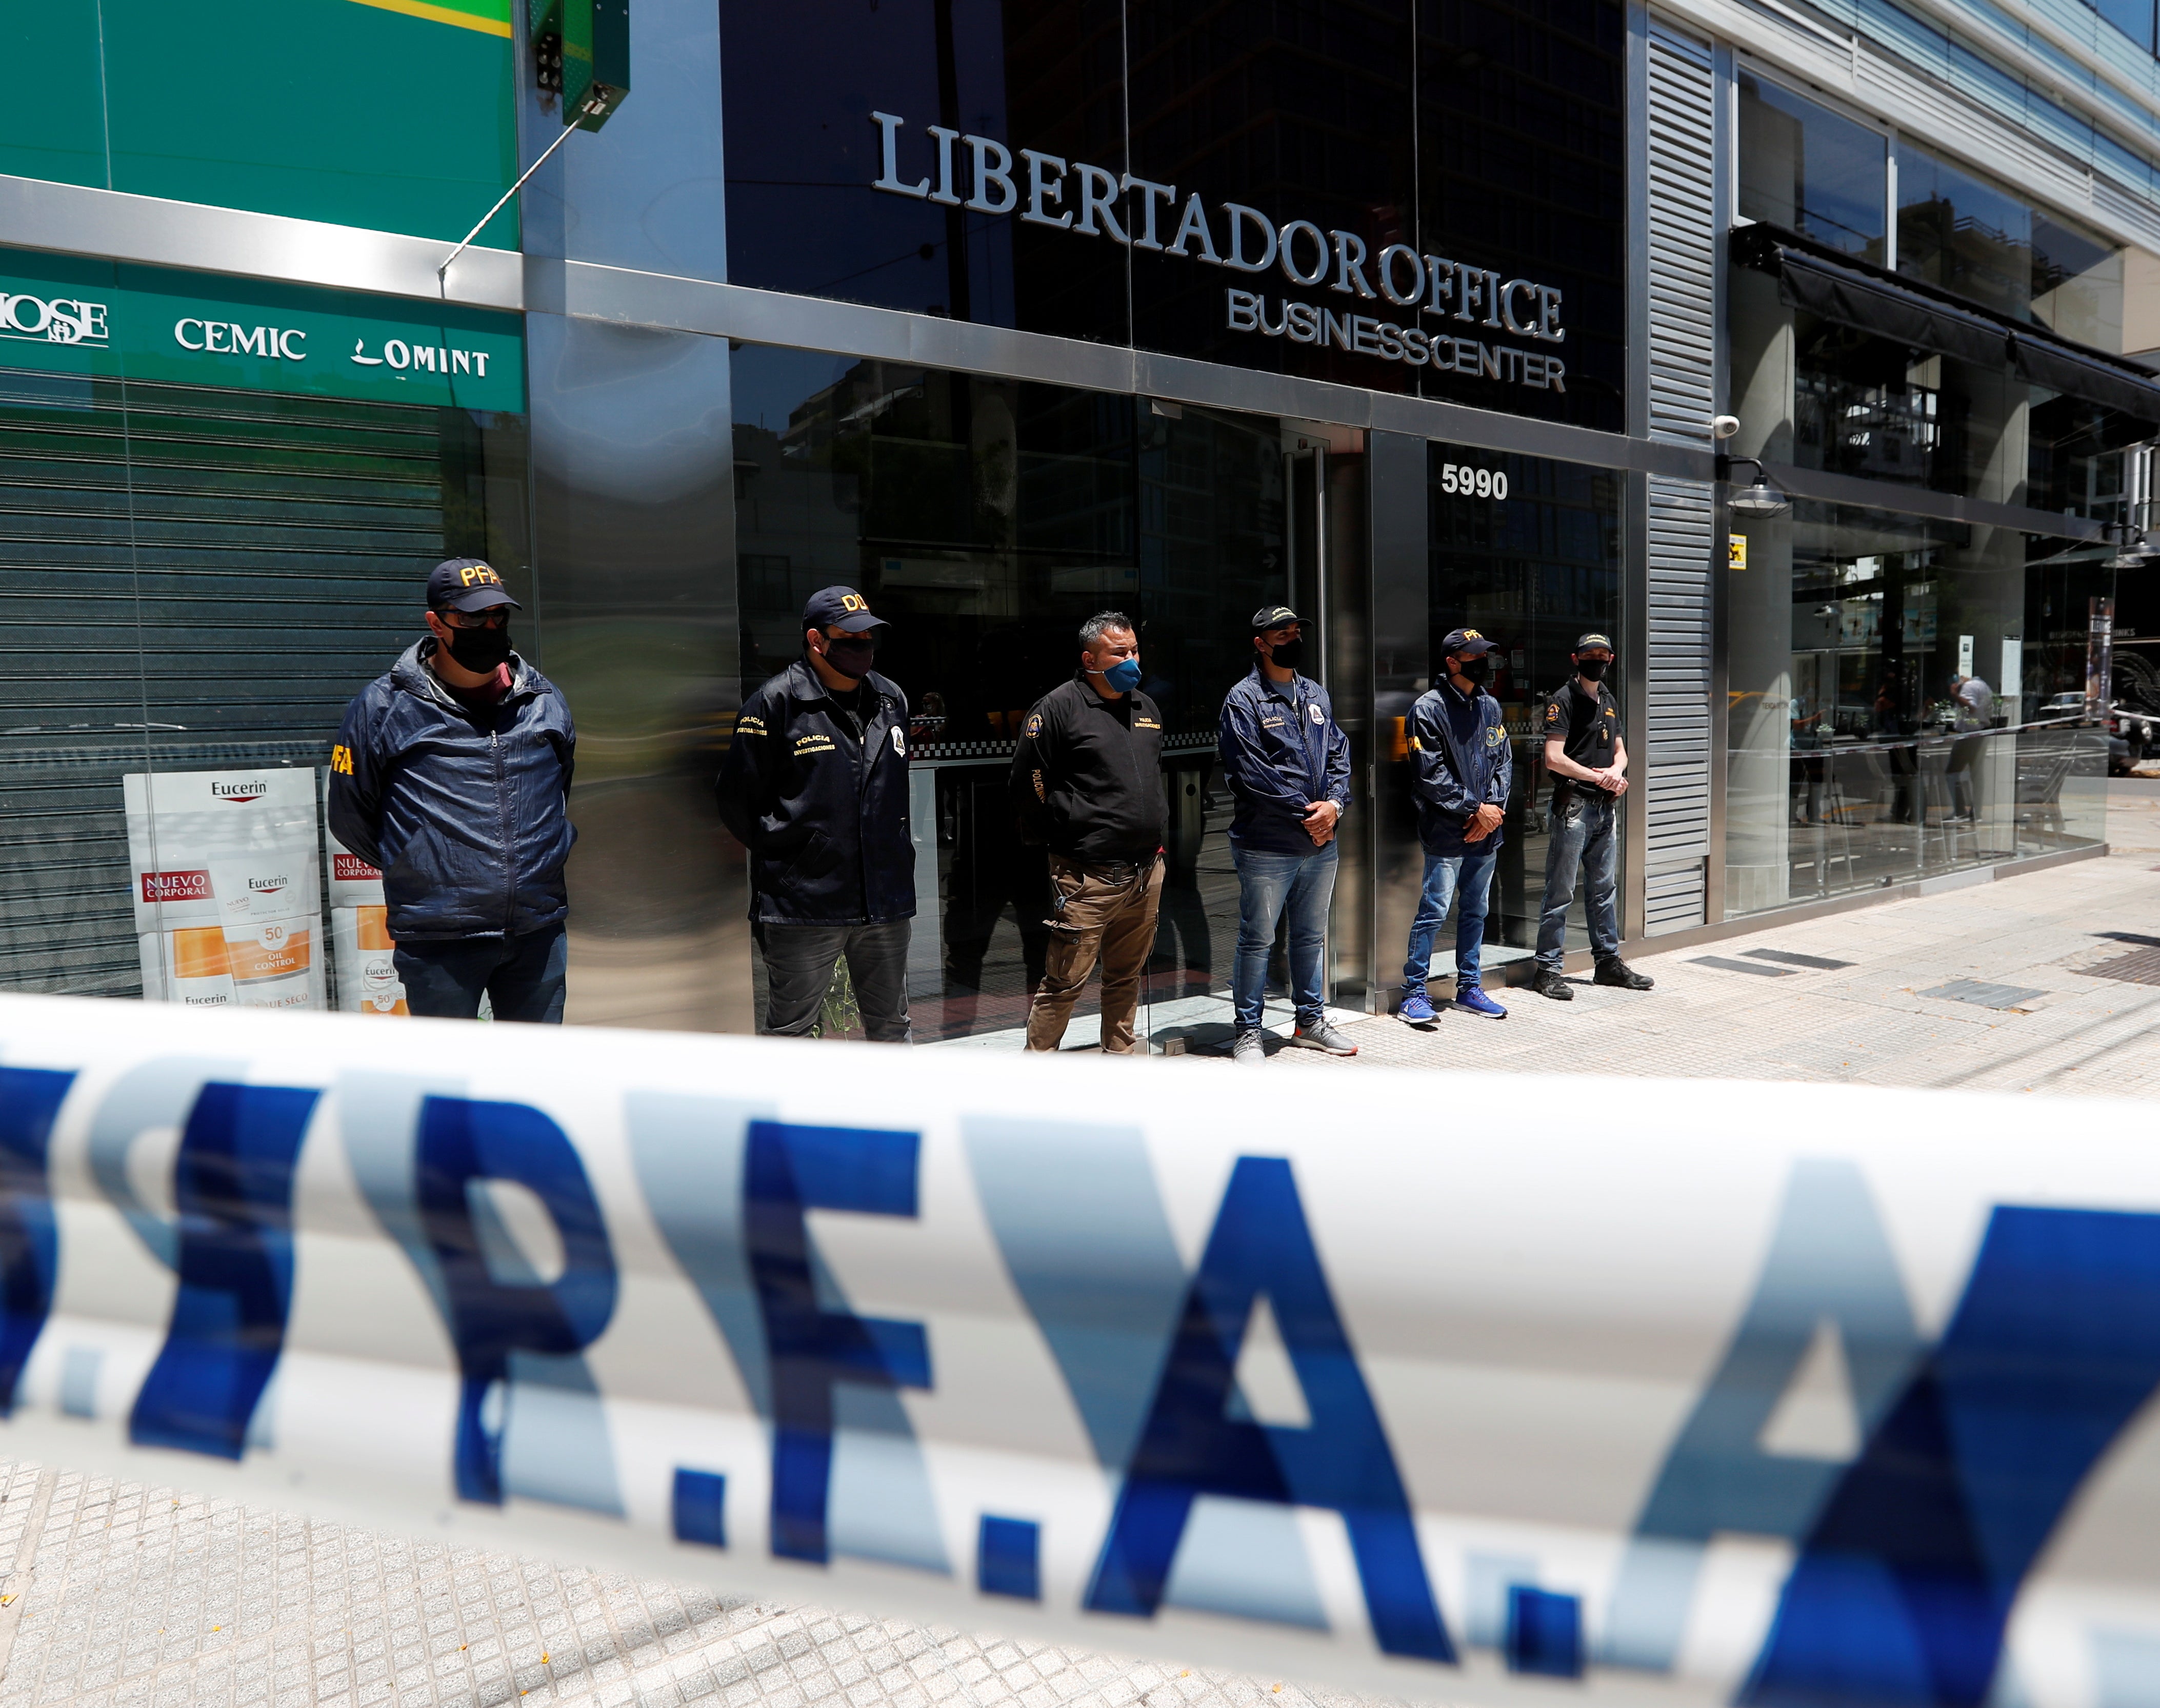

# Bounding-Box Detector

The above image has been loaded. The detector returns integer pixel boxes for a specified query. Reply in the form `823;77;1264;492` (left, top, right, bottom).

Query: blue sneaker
1397;985;1437;1026
1454;985;1507;1018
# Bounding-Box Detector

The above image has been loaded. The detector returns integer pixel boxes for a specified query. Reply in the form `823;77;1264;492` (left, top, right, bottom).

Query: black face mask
1576;656;1611;682
823;636;877;680
1455;655;1492;686
1268;635;1306;670
444;620;511;672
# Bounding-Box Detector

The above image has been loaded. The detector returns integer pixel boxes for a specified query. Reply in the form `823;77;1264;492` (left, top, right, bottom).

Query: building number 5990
1439;463;1507;499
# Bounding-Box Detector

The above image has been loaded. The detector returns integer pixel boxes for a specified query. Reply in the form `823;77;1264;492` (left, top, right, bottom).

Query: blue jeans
1403;841;1499;990
1231;841;1338;1032
1537;791;1621;969
393;925;568;1022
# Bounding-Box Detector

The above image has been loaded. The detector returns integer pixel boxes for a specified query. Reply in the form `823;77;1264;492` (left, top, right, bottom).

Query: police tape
0;990;2153;1706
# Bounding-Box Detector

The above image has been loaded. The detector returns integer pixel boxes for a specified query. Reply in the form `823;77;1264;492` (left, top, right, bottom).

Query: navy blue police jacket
714;658;915;925
327;642;577;941
1217;664;1352;854
1409;676;1512;855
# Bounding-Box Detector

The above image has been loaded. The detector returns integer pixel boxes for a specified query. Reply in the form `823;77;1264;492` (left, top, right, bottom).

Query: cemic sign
868;112;1567;388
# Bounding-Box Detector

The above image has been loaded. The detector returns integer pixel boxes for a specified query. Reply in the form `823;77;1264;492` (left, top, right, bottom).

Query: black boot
1595;956;1654;991
1531;967;1573;1001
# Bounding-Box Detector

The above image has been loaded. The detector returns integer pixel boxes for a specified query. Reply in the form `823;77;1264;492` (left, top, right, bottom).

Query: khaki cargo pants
1024;852;1165;1054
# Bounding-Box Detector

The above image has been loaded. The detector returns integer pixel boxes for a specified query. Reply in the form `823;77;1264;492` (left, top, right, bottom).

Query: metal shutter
0;368;481;996
1646;18;1716;447
1645;475;1713;933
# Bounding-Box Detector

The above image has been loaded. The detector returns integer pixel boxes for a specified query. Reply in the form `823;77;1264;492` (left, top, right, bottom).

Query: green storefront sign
0;246;525;413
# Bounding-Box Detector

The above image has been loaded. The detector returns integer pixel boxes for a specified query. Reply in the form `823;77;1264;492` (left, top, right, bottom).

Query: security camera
1711;414;1742;439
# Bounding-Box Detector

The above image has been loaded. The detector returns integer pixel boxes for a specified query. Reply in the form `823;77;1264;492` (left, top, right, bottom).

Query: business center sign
0;246;523;412
870;112;1570;393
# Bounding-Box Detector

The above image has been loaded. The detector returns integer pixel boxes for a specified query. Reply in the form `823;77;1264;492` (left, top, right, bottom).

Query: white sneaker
1287;1019;1358;1056
1233;1029;1267;1066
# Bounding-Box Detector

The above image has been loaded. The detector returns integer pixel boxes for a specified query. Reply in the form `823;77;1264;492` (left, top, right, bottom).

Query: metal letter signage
865;112;1567;391
1;991;2157;1708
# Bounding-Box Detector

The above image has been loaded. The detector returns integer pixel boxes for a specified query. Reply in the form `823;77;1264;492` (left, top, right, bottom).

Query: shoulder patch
1025;711;1044;739
1308;702;1325;724
892;726;906;756
1486;724;1505;746
1546;702;1560;723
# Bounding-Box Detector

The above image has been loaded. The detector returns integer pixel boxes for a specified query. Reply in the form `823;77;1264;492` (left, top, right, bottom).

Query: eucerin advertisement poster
325;816;407;1016
126;769;326;1011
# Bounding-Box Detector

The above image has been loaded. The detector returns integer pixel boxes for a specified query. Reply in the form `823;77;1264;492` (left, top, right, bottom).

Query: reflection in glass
732;345;1356;1044
1727;269;2144;521
1895;140;2125;350
1737;73;1886;259
527;315;746;1033
1416;0;1626;429
1723;499;2109;916
1402;444;1621;980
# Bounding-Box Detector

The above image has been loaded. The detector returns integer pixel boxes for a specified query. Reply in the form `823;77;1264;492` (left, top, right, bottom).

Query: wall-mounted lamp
1719;455;1791;519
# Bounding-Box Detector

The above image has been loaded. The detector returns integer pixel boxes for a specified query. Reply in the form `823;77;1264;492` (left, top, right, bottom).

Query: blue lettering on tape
1085;1155;1456;1662
673;1468;728;1549
1743;1205;2160;1708
129;1082;323;1458
744;1120;930;1564
979;1515;1042;1601
0;1064;77;1414
415;1096;619;1506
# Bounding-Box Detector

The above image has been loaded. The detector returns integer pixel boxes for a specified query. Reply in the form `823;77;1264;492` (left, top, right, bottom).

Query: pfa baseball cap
1574;631;1616;654
428;557;519;614
803;587;887;633
1440;627;1497;657
1250;604;1302;633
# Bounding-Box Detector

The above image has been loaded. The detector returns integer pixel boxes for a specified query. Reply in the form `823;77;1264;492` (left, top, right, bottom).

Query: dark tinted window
1417;0;1627;430
718;0;1623;424
1737;72;1886;259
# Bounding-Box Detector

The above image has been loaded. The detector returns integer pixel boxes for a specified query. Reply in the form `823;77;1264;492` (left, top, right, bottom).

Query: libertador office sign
871;113;1570;392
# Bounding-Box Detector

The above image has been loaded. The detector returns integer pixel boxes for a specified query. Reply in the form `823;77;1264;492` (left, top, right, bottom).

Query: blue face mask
1101;656;1144;692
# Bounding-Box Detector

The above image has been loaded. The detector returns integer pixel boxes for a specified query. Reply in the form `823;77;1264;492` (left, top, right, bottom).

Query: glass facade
0;0;2147;1033
717;0;1626;429
730;343;1369;1041
1390;443;1622;975
1724;500;2110;914
1725;72;2133;915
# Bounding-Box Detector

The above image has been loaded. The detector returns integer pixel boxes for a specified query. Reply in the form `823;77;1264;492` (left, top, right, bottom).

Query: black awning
2008;335;2160;419
1730;222;2160;426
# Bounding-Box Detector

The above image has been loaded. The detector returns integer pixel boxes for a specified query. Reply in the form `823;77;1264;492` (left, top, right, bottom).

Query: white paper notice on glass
125;768;327;1010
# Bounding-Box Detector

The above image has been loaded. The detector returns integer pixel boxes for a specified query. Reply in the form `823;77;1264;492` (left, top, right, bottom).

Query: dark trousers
756;920;912;1042
393;925;568;1023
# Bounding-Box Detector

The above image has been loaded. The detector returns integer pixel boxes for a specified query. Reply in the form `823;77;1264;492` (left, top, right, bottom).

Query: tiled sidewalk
1;789;2153;1708
1197;778;2160;1097
0;1464;1368;1708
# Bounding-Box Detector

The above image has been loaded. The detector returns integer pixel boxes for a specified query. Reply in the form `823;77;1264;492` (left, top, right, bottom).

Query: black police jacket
1008;673;1166;866
714;659;915;925
327;642;577;941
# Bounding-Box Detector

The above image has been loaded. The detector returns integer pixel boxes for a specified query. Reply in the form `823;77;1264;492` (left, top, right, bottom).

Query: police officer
715;586;915;1041
1530;632;1654;1000
328;558;576;1022
1009;611;1165;1053
1398;627;1512;1024
1217;605;1356;1063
